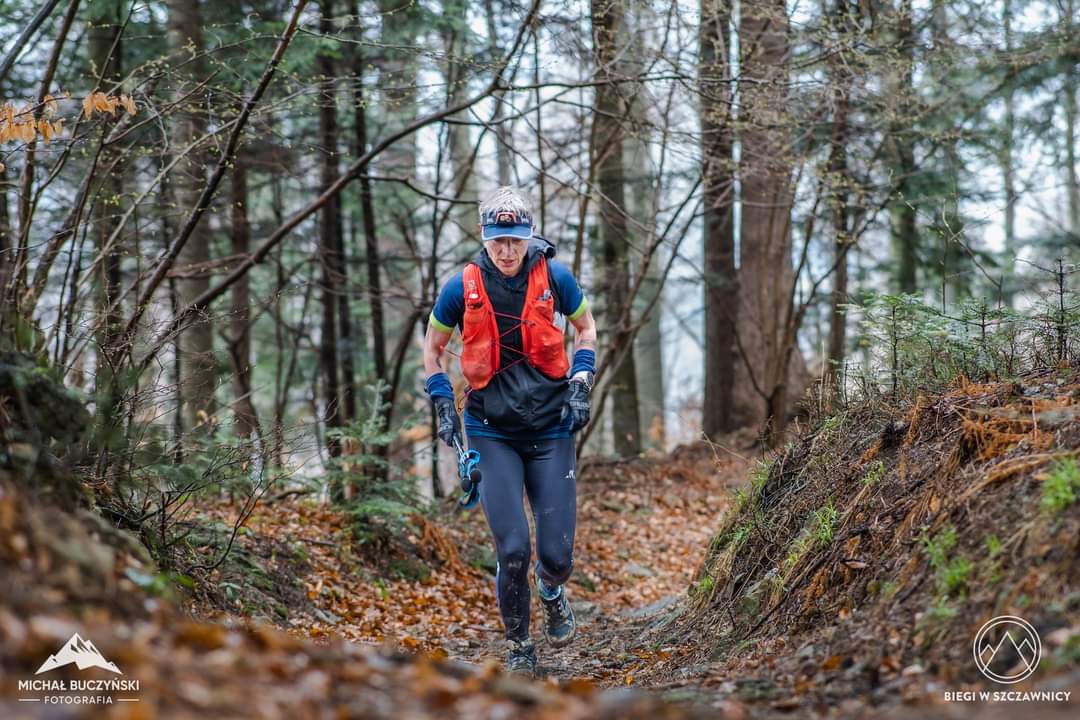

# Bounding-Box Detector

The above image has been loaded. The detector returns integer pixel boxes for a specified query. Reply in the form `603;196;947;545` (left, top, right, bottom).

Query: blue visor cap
480;208;533;241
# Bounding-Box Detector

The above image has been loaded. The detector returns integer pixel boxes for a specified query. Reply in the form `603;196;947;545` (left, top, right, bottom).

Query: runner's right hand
562;371;593;433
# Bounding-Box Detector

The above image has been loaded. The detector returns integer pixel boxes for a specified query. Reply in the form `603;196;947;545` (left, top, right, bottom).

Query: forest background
0;0;1077;509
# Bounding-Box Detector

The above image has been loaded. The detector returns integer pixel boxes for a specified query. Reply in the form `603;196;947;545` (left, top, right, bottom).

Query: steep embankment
628;368;1080;716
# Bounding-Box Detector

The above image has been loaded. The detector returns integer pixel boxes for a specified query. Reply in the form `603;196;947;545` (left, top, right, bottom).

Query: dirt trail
222;440;749;679
449;441;749;681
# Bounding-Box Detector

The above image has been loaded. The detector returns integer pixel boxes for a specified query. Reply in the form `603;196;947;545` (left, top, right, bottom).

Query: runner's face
484;236;529;277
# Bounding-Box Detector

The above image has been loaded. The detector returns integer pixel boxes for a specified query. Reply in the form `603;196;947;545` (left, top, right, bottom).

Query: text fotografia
18;678;140;704
943;690;1071;703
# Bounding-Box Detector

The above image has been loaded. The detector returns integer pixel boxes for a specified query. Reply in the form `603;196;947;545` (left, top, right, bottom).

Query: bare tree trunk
483;0;512;184
351;36;387;385
634;236;666;449
229;156;260;440
700;0;738;439
824;0;853;396
352;3;390;483
443;0;479;241
321;2;354;430
624;1;664;450
1064;0;1079;236
375;0;418;461
89;0;124;453
270;150;287;469
737;0;800;442
434;0;477;492
826;166;850;396
319;0;342;462
887;0;918;294
592;0;642;456
335;198;356;427
169;0;216;438
170;280;183;464
376;0;419;206
0;164;9;303
161;170;184;463
1000;0;1018;306
931;0;968;306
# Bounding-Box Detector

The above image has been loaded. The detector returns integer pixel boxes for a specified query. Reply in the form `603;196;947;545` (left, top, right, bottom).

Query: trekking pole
452;437;482;509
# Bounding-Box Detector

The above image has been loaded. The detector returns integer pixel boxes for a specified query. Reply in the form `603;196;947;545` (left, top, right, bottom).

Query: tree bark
625;0;664;450
376;0;419;202
1063;0;1079;236
229;156;260;441
335;194;356;427
168;0;216;438
443;1;479;243
319;0;342;461
633;230;666;449
824;0;853;396
1000;0;1017;306
87;0;126;468
736;0;801;442
374;0;418;453
700;0;738;438
435;0;478;489
591;0;642;456
483;0;513;184
0;162;8;302
352;4;390;482
887;0;918;294
931;0;968;306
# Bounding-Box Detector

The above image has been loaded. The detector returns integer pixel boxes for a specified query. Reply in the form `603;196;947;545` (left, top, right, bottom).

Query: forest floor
3;370;1080;718
0;427;751;718
195;438;748;685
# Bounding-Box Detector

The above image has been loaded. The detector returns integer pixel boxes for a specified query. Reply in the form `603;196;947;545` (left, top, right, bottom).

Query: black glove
433;395;463;449
561;372;593;433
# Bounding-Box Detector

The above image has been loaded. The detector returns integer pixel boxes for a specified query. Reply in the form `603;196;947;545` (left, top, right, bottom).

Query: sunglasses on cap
480;209;533;227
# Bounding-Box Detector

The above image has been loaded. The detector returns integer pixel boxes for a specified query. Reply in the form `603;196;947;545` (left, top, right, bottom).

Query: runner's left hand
433;395;463;449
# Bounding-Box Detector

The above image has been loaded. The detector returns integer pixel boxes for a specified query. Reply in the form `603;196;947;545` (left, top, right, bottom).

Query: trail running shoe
506;638;537;677
538;581;576;648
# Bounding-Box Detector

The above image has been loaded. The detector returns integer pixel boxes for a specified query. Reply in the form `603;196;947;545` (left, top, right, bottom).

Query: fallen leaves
175;621;228;651
192;442;737;673
0;432;931;717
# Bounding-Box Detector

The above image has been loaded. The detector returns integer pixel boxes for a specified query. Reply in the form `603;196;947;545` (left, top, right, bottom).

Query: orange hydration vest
460;257;570;390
